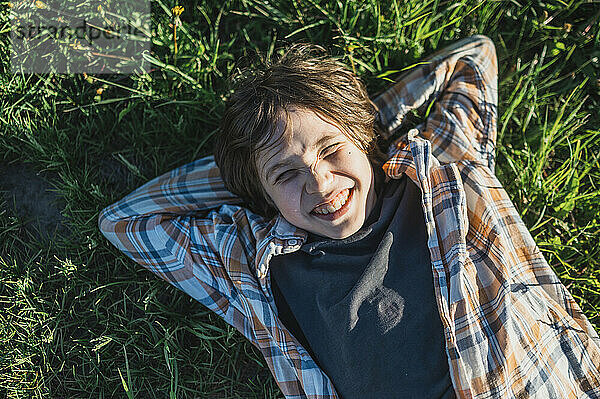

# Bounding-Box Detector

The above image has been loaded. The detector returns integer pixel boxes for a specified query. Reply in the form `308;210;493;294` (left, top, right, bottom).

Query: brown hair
214;43;384;217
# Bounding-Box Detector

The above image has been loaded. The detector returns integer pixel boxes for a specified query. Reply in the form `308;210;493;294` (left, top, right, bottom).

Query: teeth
313;189;350;215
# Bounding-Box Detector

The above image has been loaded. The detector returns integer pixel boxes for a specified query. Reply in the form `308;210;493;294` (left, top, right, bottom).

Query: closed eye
274;169;297;184
321;143;341;158
273;143;341;184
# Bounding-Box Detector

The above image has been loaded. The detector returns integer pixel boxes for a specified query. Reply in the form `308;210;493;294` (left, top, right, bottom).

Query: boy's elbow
473;35;497;60
97;204;117;237
97;206;131;253
469;34;493;48
468;35;498;80
471;34;491;42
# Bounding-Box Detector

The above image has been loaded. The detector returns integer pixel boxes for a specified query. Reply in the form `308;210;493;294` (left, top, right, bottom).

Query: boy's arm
98;156;245;321
373;35;498;171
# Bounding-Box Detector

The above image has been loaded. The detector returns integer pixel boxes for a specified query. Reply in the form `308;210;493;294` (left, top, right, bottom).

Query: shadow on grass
0;162;70;245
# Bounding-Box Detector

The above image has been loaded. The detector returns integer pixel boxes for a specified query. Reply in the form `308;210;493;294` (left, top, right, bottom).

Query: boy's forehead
255;113;291;166
275;107;340;146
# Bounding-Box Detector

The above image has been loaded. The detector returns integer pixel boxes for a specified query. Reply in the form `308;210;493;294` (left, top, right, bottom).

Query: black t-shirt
270;173;455;399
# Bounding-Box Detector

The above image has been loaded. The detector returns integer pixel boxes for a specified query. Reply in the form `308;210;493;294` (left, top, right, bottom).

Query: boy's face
256;107;377;239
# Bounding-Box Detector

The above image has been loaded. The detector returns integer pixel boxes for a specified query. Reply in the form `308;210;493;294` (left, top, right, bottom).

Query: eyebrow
264;134;339;179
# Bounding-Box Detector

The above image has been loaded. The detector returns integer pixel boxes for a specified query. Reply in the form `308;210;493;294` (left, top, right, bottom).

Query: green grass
1;0;599;397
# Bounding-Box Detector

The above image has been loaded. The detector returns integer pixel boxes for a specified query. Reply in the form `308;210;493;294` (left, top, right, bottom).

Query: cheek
270;183;304;216
341;148;371;175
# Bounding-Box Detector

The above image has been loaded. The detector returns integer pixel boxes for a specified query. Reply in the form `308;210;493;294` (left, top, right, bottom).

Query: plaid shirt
99;35;600;398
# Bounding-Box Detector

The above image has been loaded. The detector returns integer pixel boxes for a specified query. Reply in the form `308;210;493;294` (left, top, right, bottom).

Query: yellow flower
8;2;13;8
96;87;104;95
35;0;46;9
171;5;184;55
172;5;184;17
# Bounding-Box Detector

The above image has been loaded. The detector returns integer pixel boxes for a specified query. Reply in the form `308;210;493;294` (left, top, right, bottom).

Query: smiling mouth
311;188;353;220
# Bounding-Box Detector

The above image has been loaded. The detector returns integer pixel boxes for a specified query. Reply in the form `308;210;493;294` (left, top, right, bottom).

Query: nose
304;161;334;195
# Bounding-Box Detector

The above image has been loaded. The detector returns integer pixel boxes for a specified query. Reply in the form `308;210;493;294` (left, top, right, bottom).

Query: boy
99;36;600;398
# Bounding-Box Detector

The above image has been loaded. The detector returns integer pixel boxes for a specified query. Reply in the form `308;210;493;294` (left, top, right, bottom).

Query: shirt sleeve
97;155;247;323
373;35;498;171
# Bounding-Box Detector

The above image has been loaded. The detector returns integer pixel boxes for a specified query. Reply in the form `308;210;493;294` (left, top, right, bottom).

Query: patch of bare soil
0;163;68;242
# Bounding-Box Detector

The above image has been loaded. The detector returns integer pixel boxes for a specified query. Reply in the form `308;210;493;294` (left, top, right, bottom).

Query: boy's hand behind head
255;106;377;239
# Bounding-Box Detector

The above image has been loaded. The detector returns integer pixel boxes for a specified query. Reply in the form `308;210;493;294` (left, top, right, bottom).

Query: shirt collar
254;214;307;280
